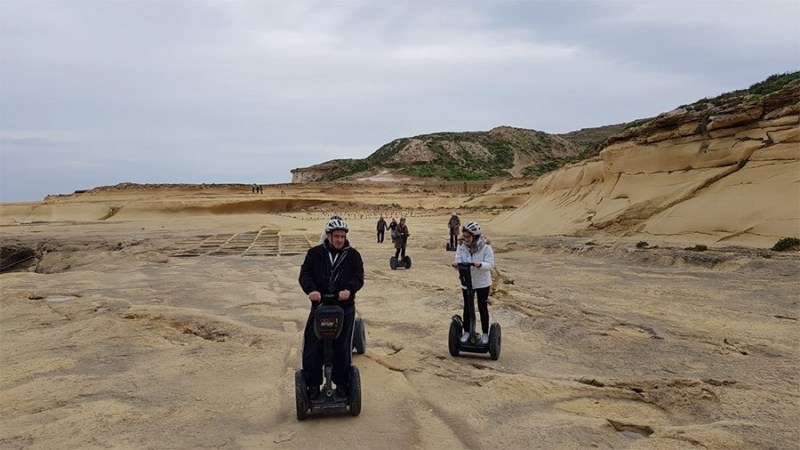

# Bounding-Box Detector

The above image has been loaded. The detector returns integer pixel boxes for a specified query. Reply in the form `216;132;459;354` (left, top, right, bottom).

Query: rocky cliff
490;74;799;247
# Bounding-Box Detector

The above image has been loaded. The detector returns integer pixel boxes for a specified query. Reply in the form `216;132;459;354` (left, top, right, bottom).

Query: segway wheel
294;369;309;421
489;322;502;361
448;318;461;357
353;317;366;354
389;256;398;270
403;256;411;269
348;366;361;416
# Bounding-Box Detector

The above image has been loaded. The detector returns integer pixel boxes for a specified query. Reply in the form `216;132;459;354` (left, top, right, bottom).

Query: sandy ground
1;198;799;450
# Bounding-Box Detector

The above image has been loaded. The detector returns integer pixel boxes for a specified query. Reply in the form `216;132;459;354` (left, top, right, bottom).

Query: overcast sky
1;0;798;202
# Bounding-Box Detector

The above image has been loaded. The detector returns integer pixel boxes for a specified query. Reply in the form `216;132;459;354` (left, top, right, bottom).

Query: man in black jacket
299;217;364;399
376;215;387;243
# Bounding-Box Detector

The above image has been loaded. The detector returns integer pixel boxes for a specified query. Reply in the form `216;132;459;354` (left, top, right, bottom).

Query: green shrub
771;237;800;252
685;244;708;251
636;241;649;248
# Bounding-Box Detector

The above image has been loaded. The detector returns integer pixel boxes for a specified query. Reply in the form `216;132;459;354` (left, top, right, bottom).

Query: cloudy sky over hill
1;0;798;201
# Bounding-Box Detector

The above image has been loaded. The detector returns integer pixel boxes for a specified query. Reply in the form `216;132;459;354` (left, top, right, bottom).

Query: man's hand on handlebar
310;291;350;302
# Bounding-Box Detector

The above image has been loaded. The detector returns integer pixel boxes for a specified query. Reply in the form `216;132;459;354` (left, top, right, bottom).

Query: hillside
290;124;629;183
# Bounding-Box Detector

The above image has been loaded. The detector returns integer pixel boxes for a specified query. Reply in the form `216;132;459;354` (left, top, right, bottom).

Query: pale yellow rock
758;114;799;127
642;160;800;246
769;125;800;143
750;142;800;161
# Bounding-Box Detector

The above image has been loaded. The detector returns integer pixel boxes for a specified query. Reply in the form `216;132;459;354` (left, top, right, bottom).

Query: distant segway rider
447;212;461;250
393;217;410;260
452;221;495;345
300;218;365;399
388;217;398;242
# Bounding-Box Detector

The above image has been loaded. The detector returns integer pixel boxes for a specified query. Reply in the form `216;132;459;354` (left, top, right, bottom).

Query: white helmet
462;221;481;236
325;218;349;233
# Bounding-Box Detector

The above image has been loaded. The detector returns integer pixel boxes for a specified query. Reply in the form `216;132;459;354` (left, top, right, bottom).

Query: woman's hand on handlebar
453;262;481;268
308;291;321;302
338;290;351;301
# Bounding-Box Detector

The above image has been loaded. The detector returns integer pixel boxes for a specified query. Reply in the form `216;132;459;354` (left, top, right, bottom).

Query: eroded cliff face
291;161;339;183
492;84;800;247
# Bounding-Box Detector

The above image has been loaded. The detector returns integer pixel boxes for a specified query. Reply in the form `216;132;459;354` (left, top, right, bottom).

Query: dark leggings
302;307;355;388
462;286;490;334
394;246;406;260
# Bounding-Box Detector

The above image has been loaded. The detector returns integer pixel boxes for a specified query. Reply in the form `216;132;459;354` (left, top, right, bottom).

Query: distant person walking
376;216;387;243
393;217;410;260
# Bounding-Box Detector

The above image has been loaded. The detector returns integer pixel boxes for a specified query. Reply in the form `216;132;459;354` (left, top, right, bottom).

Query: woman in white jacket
452;221;495;345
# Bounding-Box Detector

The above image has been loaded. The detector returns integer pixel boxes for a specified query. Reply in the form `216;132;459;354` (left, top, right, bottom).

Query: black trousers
394;246;406;259
377;230;385;243
462;286;490;334
449;229;458;247
302;306;355;387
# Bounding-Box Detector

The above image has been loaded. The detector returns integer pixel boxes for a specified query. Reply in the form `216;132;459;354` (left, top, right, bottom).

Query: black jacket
299;239;364;310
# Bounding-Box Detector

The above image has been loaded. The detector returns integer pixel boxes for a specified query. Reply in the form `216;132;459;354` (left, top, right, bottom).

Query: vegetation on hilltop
681;71;800;112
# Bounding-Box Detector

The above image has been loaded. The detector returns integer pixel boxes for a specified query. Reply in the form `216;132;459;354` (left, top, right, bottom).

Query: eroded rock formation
491;83;799;247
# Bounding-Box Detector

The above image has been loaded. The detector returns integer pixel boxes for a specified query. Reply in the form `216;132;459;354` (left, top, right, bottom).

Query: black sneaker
335;385;348;398
307;385;320;400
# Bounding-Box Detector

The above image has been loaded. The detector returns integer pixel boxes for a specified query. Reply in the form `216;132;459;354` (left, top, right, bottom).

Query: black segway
448;263;501;360
295;294;361;420
389;255;411;270
446;232;457;251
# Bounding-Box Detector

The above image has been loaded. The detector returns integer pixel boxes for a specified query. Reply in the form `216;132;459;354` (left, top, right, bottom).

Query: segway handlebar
457;262;475;268
321;293;339;305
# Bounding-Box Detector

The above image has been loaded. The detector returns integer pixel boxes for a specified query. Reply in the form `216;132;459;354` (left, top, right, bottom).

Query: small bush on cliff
748;72;800;97
685;244;708;252
771;237;800;252
681;70;799;111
